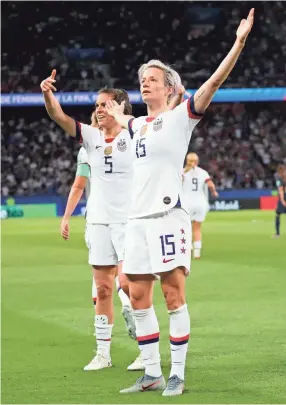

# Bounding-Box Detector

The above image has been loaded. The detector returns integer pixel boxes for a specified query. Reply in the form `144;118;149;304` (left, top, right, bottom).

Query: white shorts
123;209;192;276
189;202;209;222
85;223;126;266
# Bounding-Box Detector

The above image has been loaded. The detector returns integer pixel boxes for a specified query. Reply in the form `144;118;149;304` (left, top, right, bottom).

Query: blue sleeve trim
75;120;83;143
188;96;204;118
128;118;135;139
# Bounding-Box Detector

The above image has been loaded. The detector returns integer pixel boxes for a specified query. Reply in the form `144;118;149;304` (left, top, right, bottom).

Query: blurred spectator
1;1;286;93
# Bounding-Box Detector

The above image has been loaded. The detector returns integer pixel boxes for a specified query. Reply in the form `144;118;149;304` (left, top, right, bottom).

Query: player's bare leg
92;276;98;310
192;221;202;259
160;267;189;396
117;263;145;371
84;265;116;371
116;262;137;341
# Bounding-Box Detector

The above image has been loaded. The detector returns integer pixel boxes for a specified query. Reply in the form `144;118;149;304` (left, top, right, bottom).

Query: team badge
140;125;148;136
153;118;163;132
104;146;113;155
117;139;127;152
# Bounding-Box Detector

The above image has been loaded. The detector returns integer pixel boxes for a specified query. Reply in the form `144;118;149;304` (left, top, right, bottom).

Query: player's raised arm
193;8;254;114
40;69;76;137
105;100;133;129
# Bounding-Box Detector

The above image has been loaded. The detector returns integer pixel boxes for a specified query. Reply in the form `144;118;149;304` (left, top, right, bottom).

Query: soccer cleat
83;352;112;371
193;248;201;259
122;305;137;340
162;374;185;396
127;353;145;371
120;374;166;393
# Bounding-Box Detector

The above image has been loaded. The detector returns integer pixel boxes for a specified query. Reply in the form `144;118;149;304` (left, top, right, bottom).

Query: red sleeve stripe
75;120;83;144
205;178;211;183
187;96;204;120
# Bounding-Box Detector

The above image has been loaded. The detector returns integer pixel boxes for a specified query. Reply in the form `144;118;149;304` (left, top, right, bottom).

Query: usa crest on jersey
117;139;127;152
153;118;163;132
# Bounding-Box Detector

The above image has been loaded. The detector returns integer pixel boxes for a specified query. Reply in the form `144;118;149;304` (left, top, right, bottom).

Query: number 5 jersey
75;122;133;224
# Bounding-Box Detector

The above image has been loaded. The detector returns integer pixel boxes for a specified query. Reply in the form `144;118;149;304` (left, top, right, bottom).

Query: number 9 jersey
75;122;133;224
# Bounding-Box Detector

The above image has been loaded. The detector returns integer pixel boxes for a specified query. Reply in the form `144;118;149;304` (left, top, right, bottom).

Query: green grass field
2;211;286;404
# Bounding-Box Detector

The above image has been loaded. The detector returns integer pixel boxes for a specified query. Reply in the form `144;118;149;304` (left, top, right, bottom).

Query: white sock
169;304;190;381
115;276;131;307
193;240;202;249
134;306;162;378
92;277;97;305
95;315;113;359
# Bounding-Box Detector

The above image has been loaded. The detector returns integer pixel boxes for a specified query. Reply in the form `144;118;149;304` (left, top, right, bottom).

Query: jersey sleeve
76;148;90;177
276;178;282;188
76;163;90;178
75;121;100;148
171;96;204;142
203;170;211;183
128;116;147;139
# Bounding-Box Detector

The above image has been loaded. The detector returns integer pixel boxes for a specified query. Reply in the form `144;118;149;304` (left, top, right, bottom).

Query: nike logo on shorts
95;145;102;149
162;258;174;263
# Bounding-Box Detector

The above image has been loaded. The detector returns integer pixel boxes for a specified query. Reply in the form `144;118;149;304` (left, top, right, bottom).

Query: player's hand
40;69;57;92
236;8;254;45
212;191;219;198
105;99;125;117
61;218;70;240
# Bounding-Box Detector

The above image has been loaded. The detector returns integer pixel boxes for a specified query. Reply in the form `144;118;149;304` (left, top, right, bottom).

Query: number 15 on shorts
160;234;175;263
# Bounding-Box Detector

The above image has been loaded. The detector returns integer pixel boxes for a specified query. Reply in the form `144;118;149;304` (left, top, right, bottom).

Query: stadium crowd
2;102;285;197
1;1;286;92
2;1;285;198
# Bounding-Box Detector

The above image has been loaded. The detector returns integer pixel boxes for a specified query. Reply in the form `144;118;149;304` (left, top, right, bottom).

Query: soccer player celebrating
106;8;254;396
40;74;144;372
183;152;218;259
60;111;138;367
274;164;286;237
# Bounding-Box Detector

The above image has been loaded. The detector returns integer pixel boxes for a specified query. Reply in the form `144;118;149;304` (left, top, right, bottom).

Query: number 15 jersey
76;122;133;224
128;96;203;219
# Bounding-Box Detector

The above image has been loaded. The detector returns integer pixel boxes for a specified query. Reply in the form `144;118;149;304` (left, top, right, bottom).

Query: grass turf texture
2;211;286;404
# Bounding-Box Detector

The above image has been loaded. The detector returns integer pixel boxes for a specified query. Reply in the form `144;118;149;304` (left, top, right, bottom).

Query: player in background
183;152;218;259
105;8;254;396
40;74;144;372
274;164;286;237
60;111;137;359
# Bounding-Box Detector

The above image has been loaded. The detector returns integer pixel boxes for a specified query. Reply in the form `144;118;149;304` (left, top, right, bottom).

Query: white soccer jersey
128;96;203;218
75;122;133;224
183;166;210;202
77;147;91;198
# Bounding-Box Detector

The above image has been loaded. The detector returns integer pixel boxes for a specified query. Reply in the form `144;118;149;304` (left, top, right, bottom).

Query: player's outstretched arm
40;69;76;137
61;175;87;240
105;100;134;129
193;8;254;114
